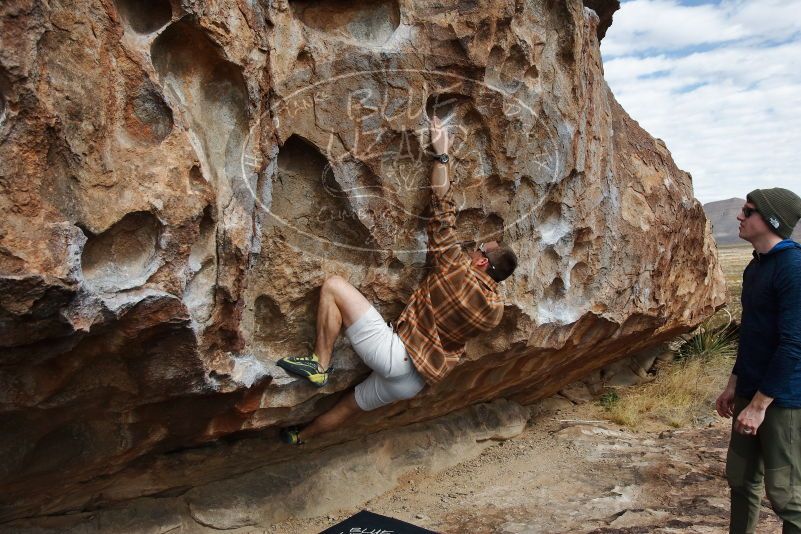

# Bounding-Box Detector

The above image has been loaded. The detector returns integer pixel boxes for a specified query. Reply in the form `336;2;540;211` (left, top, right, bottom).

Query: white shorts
345;307;426;411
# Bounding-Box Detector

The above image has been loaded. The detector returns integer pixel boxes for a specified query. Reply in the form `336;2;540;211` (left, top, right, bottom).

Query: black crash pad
319;510;439;534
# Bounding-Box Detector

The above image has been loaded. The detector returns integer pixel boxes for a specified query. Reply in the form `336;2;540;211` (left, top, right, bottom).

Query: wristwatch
433;153;449;164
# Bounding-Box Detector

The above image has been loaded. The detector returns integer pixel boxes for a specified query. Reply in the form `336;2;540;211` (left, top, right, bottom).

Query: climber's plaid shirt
396;184;504;384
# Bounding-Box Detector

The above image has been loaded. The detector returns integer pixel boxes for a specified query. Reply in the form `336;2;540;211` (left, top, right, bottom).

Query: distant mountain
704;198;801;246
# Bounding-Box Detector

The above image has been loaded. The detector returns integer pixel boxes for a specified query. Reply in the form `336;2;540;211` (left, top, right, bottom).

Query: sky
600;0;801;204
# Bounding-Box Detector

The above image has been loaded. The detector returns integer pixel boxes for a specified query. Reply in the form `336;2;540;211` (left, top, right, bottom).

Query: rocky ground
271;402;782;534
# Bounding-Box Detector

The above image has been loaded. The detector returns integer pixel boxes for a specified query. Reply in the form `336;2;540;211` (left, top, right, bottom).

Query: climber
715;188;801;532
276;116;518;444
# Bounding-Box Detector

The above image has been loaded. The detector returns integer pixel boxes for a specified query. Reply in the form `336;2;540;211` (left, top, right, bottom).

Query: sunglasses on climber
741;207;759;218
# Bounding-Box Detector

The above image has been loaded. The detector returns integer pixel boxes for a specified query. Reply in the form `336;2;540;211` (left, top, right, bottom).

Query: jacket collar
754;239;800;260
473;266;499;292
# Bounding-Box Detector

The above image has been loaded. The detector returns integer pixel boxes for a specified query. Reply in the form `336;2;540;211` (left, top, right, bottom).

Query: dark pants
726;397;801;533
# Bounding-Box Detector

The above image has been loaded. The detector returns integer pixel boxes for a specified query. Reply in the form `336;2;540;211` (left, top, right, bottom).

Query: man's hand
430;116;451;155
715;374;737;418
429;116;451;198
734;403;766;436
716;387;736;419
733;391;773;436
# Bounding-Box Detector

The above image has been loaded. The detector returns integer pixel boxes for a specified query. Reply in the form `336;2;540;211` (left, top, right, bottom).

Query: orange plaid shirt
396;185;504;384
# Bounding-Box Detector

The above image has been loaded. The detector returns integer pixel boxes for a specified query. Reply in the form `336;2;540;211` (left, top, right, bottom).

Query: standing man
716;187;801;533
276;117;518;444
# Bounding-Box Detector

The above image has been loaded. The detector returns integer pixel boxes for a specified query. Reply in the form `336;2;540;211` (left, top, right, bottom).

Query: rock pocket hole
544;276;566;300
290;0;400;46
81;212;162;292
252;290;317;354
500;45;530;88
488;46;505;66
124;84;173;144
114;0;172;34
151;18;249;187
253;295;284;344
570;261;591;288
538;201;569;245
539;246;561;275
271;135;375;263
185;207;217;324
455;209;505;245
425;93;470;123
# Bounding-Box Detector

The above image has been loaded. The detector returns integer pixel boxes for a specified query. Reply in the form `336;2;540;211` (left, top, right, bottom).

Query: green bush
597;390;620;410
676;310;738;362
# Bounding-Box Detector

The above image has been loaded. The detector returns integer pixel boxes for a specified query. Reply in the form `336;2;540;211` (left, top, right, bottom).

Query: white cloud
602;1;747;56
602;0;801;203
603;0;801;57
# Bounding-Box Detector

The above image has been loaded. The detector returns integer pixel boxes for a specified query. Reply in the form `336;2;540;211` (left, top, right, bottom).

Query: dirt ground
268;402;782;534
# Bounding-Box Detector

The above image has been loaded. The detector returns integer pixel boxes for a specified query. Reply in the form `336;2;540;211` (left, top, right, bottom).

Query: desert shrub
675;311;738;362
597;390;620;410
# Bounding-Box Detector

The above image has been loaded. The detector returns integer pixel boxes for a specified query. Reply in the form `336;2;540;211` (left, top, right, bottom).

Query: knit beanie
746;188;801;239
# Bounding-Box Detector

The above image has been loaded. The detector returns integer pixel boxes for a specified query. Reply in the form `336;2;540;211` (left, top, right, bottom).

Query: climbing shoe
276;353;330;387
280;427;303;445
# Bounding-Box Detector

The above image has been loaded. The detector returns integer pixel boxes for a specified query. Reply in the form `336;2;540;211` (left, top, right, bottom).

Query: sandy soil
269;402;782;533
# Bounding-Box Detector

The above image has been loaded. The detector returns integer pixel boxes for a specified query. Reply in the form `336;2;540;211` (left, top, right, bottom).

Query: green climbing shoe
276;354;330;387
280;427;303;445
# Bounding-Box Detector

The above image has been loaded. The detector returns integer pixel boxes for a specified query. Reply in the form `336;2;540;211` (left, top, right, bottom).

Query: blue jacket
733;240;801;407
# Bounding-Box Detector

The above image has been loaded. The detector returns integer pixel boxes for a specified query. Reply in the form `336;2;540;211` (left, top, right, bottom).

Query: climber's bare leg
314;275;371;369
299;390;362;441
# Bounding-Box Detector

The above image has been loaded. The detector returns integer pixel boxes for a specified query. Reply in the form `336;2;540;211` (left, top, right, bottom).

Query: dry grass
596;244;753;429
598;348;735;428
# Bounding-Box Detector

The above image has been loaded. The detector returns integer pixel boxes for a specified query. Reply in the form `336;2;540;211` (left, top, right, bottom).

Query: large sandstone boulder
0;0;724;525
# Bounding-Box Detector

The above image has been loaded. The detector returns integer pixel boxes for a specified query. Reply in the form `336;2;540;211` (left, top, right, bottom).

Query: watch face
437;154;449;164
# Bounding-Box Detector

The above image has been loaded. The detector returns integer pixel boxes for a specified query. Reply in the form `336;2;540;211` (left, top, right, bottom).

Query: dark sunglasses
741;207;759;218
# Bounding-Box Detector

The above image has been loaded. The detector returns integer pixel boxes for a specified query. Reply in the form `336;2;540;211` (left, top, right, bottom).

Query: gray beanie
747;187;801;239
